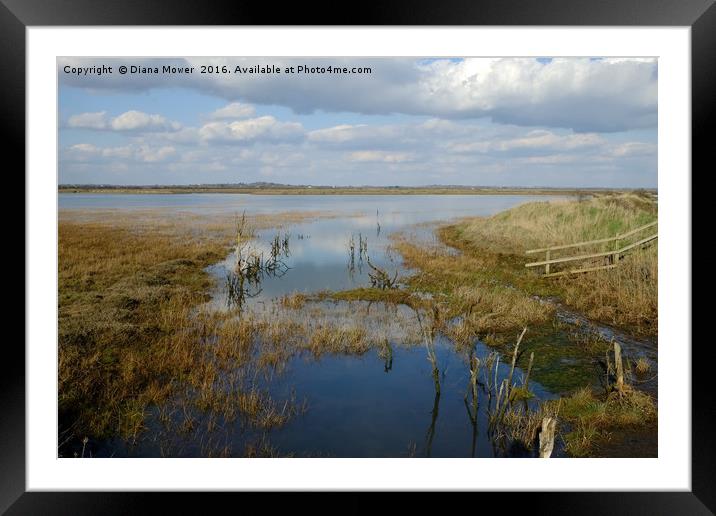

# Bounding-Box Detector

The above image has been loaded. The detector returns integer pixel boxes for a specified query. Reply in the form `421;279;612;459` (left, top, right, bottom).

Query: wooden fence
525;220;657;278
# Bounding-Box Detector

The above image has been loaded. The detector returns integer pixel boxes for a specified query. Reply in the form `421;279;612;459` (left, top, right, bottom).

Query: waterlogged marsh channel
59;193;657;457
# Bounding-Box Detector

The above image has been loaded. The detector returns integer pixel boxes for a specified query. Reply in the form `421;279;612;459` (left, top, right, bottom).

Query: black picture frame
5;0;710;513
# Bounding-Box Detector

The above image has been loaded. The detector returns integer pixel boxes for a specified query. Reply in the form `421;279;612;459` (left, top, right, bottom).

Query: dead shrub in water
367;256;399;290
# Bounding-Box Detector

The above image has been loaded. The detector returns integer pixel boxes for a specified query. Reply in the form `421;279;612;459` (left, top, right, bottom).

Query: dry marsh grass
279;292;308;310
391;234;555;337
58;209;357;455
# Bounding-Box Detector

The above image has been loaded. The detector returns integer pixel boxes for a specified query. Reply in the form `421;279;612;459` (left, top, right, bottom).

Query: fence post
539;417;557;458
614;341;625;395
545;250;550;275
612;233;620;264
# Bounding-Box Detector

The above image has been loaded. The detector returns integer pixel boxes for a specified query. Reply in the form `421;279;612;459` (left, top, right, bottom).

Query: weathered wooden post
545;250;551;275
612;232;620;265
614;341;625;395
539;417;557;458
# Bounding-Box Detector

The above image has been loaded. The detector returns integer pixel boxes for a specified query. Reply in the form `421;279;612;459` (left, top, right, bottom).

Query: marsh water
60;193;654;458
60;193;565;306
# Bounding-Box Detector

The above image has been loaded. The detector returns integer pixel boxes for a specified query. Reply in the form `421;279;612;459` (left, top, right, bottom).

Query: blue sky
58;57;657;187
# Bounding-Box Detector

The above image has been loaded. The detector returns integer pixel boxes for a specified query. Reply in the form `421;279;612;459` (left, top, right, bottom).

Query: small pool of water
261;334;558;458
91;328;559;458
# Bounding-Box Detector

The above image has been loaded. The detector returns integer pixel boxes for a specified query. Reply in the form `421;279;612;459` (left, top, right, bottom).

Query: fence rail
525;220;657;278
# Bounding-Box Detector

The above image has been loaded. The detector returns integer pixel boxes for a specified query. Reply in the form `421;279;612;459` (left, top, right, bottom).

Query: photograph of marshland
58;57;657;458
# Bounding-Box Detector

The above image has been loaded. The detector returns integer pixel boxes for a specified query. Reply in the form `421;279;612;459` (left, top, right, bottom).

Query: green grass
318;287;421;307
546;387;657;457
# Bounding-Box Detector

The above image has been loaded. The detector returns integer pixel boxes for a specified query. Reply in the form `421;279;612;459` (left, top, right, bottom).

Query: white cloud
110;110;181;131
156;127;201;144
609;142;657;158
414;58;657;131
67;111;108;129
66;110;181;132
65;143;176;163
347;150;416;163
198;116;304;144
135;145;177;162
308;125;368;144
307;124;425;150
67;143;133;160
69;143;99;153
63;112;655;186
59;57;657;132
209;102;256;119
449;130;605;154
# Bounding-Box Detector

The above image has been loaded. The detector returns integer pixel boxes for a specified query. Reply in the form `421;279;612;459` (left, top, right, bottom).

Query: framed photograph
7;0;710;511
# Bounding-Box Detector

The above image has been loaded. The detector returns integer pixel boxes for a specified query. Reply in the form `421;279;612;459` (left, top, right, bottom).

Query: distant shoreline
58;186;656;196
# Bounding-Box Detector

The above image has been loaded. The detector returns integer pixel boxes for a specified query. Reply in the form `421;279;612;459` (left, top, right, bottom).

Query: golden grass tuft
635;357;651;375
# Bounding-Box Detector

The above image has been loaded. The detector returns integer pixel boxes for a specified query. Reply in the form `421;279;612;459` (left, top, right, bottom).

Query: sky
58;57;657;188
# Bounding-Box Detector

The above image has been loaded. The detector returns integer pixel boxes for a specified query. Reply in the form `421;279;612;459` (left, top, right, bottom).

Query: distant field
58;185;654;196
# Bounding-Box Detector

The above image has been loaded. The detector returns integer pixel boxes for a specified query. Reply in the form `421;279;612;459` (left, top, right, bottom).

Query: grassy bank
546;387;657;457
441;193;658;337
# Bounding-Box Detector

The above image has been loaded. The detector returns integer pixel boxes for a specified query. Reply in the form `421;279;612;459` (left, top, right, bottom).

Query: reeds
456;327;562;456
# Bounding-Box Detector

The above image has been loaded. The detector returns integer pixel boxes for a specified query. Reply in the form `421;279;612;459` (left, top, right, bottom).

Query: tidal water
60;193;571;457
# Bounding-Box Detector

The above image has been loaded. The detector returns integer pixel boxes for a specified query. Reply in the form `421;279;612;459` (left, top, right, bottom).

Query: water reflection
225;220;292;310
